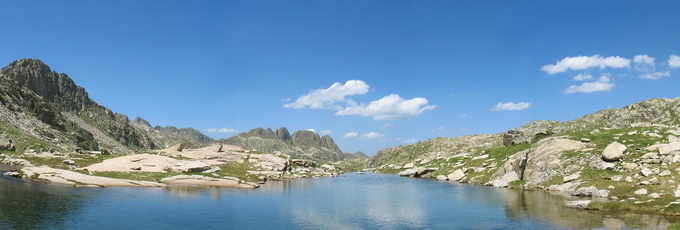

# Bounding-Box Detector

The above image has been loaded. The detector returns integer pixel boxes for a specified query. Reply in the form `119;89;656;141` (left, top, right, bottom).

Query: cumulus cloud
361;132;384;140
669;55;680;69
343;132;358;138
633;55;655;72
284;80;370;109
541;55;630;74
572;73;594;81
639;71;670;80
380;123;394;129
457;114;473;118
206;128;239;133
306;128;316;133
564;75;614;94
336;94;436;120
490;102;531;111
319;130;332;135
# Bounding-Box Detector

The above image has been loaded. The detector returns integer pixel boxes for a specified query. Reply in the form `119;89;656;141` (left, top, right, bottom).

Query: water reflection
0;173;678;229
0;177;82;230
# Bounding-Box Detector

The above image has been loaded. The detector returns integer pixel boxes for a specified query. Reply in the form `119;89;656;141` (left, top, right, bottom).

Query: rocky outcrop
503;120;559;146
491;138;587;186
0;134;15;151
21;166;165;187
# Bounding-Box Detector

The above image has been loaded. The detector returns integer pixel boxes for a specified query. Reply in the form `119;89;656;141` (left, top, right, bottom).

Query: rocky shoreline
0;141;352;189
370;123;680;216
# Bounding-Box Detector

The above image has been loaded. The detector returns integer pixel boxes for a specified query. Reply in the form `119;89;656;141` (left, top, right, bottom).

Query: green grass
0;122;60;152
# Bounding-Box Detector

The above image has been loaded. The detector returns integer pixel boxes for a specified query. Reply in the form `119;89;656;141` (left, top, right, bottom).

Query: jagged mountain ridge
0;59;212;153
131;117;214;149
222;127;361;162
370;96;680;166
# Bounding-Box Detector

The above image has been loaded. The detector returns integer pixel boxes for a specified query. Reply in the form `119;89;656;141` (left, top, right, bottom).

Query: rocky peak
276;127;292;143
1;58;90;111
134;117;152;128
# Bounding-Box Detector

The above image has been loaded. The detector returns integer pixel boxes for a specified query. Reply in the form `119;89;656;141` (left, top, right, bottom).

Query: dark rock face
0;59;217;152
223;127;350;162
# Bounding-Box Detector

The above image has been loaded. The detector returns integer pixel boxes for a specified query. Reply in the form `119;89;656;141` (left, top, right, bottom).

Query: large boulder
489;171;519;187
447;169;466;181
0;134;15;151
250;154;289;171
659;142;680;155
491;138;587;186
397;167;435;177
601;142;626;161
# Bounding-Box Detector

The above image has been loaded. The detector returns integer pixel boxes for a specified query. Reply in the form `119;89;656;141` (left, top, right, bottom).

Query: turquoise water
0;173;676;229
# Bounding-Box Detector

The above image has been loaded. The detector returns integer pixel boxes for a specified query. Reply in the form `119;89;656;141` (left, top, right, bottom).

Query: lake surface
0;172;678;230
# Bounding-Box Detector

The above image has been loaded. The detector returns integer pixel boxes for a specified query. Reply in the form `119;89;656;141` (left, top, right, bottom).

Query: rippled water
0;173;677;229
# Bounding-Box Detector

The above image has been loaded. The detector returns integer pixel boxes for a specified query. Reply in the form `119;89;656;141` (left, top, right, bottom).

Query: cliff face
223;127;355;162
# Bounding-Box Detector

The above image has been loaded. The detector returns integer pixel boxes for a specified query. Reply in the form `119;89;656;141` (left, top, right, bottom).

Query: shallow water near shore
0;172;678;230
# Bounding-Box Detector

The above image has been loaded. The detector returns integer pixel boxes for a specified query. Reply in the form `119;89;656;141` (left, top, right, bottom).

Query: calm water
0;173;678;230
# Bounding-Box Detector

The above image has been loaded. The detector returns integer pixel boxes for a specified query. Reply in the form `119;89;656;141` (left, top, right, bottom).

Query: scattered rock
572;186;609;198
490;171;519;188
447;169;466;181
130;167;141;171
639;177;659;185
63;159;76;165
565;200;591;209
659;142;680;155
641;168;654;177
675;185;680;197
660;170;672;177
634;188;648;195
602;142;626;161
436;175;448;181
563;172;581;183
622;162;638;171
601;162;615;170
167;161;211;173
398;168;418;177
625;176;634;183
610;175;623;182
0;134;16;151
291;159;317;168
402;163;415;169
649;193;661;199
257;176;267;184
2;171;19;177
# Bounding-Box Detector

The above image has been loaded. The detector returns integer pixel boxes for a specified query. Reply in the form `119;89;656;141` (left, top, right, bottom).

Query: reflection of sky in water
0;174;678;229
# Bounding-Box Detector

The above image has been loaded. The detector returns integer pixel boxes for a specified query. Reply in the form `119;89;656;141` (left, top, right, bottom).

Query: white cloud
205;128;239;133
564;75;614;94
306;128;316;133
437;125;444;131
669;55;680;69
572;73;593;81
361;132;384;140
343;132;358;138
318;130;332;135
456;114;473;118
491;102;531;111
541;55;630;74
402;138;418;144
284;80;370;109
336;94;436;120
633;55;655;72
380;123;394;129
639;71;670;80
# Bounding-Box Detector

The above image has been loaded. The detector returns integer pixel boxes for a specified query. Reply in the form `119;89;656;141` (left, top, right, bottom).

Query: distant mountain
131;117;214;149
0;59;210;153
222;127;361;162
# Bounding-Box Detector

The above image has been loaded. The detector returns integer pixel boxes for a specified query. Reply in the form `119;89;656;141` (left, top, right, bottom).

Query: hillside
371;96;680;215
0;59;213;153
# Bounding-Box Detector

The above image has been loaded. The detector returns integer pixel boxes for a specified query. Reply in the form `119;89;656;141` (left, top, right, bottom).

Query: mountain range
0;59;362;162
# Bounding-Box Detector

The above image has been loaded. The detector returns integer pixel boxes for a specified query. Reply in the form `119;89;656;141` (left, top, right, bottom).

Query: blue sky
2;1;680;155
